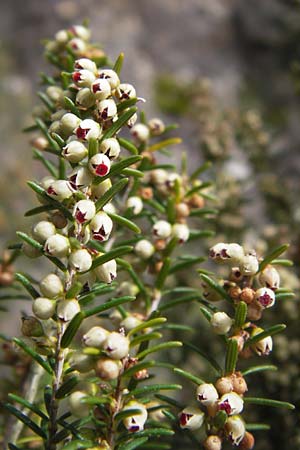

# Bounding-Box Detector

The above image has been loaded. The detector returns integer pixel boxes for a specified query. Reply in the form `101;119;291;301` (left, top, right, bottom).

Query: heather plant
0;24;296;450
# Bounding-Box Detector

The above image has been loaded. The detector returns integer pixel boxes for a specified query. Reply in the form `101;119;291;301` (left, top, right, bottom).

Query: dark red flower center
180;413;192;427
72;72;82;83
47;186;56;196
76;127;88;140
219;399;231;415
94;163;108;176
75;209;86;223
259;293;272;307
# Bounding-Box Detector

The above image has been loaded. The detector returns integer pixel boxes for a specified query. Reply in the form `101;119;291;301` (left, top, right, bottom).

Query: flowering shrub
0;24;295;450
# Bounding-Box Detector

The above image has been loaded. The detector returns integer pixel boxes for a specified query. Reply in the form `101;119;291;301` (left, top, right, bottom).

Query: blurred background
0;0;300;448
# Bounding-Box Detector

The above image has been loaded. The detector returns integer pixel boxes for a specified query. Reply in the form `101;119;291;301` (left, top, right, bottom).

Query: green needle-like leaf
107;212;141;234
13;338;52;374
118;437;149;450
259;244;289;272
155;257;171;290
15;273;40;299
234;301;247;328
225;338;239;374
118;137;139;155
136;341;182;360
56;376;79;398
244;397;294;410
61;312;85;348
200;274;232;303
91;245;133;270
113;52;124;74
4;403;47;439
84;295;135;318
95;178;129;210
8;393;48;420
128;384;182;398
245;324;286;348
128;318;167;337
242;365;278;377
174;368;205;385
101;107;137;141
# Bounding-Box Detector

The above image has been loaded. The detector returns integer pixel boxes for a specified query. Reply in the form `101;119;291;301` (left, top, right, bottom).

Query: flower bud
46;86;64;103
73;199;96;223
203;435;222;450
69;249;92;272
120;316;142;331
196;383;219;406
91;178;112;199
60;113;81;134
225;415;245;446
69;351;95;372
255;287;275;309
44;234;70;258
151;169;168;185
238;431;255;450
122;401;148;432
68;166;92;190
240;287;255;304
103;202;116;214
218;392;244;415
210;312;233;335
48;120;61;135
82;326;109;348
62;140;88;163
152;220;172;239
201;282;222;302
251;328;273;356
97;99;117;121
215;377;233;395
21;316;44;337
32;297;56;320
95;259;117;284
70;25;90;40
99;138;121;160
240;254;259;276
95;357;121;380
130;124;150;142
127;112;137;128
57;299;81;322
172;223;190;243
98;69;120;90
47;180;73;201
69;38;86;54
148;118;165;136
91;78;111;100
210;243;244;264
69;391;90;418
32;221;56;243
116;83;136;101
134;239;155;259
76;119;101;141
90;212;113;241
179;406;205;430
74;58;97;73
259;266;280;290
103;332;129;360
89;153;111;177
72;69;96;87
231;373;248;395
23;243;41;258
40;273;63;298
126;196;143;215
55;29;69;43
76;87;95;108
